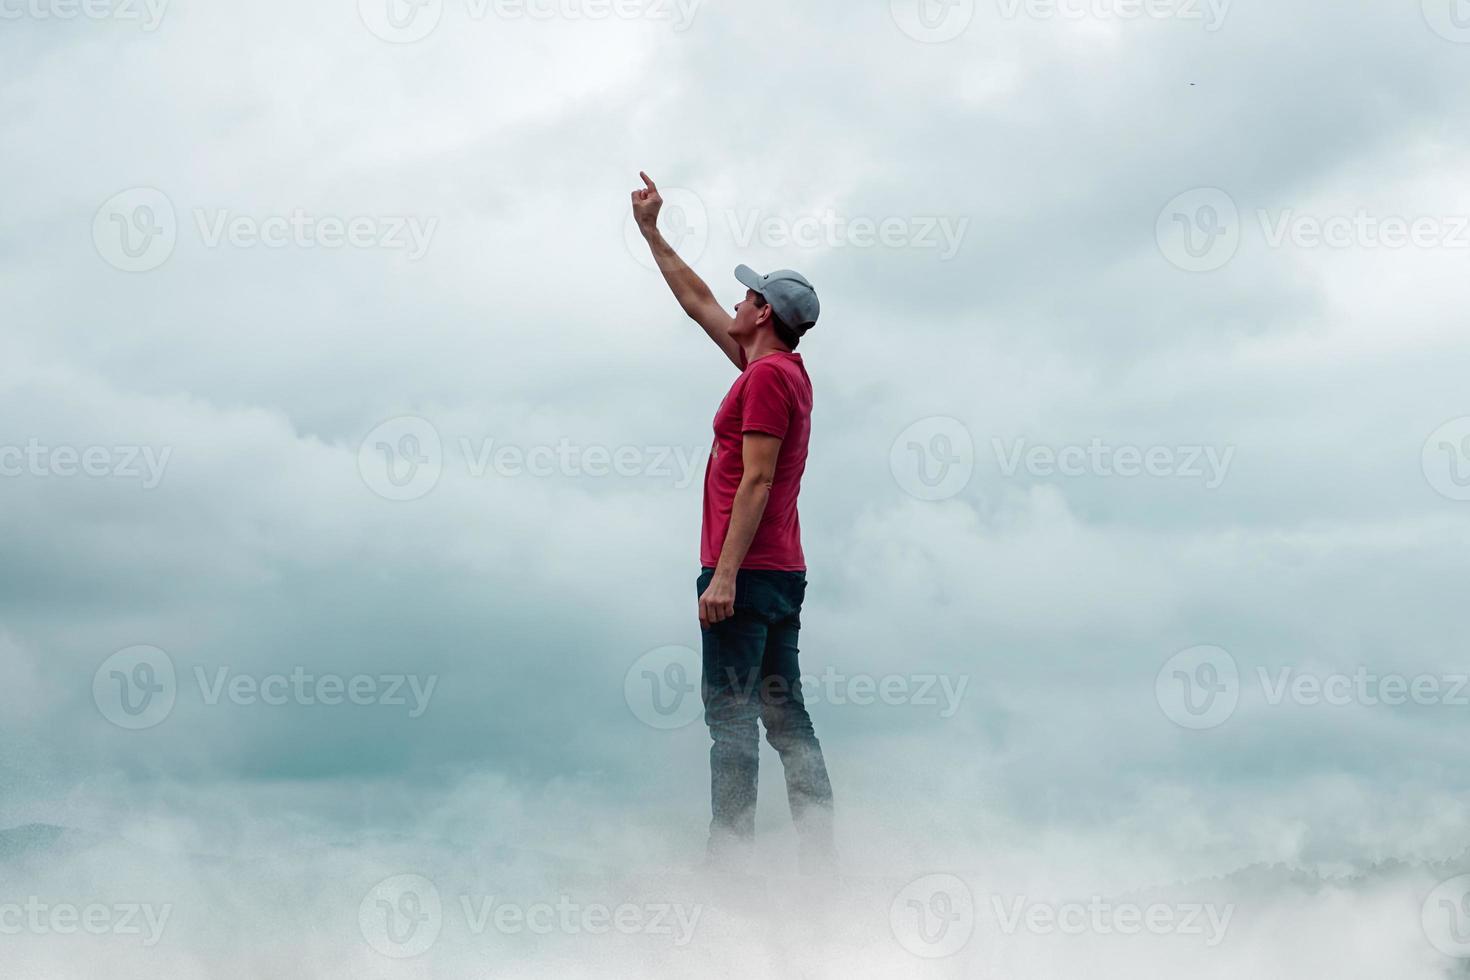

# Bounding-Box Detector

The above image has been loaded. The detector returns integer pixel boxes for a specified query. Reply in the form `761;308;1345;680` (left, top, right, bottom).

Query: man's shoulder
746;352;808;382
744;354;809;393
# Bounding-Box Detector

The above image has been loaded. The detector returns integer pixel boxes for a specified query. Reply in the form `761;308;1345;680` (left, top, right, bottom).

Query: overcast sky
4;0;1470;976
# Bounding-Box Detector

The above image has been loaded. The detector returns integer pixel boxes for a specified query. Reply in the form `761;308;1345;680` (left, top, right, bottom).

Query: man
631;172;837;874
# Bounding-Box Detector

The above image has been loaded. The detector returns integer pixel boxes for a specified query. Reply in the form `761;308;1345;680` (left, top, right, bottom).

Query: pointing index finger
639;171;657;192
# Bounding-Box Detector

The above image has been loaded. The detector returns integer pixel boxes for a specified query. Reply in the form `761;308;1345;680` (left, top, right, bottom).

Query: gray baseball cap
735;265;820;332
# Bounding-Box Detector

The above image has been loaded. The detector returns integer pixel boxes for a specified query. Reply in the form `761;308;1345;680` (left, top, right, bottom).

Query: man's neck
740;337;793;365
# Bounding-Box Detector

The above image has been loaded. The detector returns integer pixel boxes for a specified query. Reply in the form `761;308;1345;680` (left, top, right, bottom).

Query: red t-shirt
700;351;812;571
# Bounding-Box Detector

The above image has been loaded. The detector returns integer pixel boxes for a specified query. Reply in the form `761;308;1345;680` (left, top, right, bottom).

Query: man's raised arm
631;172;743;369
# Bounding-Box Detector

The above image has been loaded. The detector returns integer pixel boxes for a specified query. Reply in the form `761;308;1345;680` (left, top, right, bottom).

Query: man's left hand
699;575;736;629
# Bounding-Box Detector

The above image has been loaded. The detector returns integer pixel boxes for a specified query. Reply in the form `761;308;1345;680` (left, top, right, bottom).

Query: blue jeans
698;567;835;870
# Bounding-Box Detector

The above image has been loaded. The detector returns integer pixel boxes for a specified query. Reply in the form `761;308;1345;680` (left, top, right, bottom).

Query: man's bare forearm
711;476;771;584
698;432;782;627
632;173;741;368
643;227;720;318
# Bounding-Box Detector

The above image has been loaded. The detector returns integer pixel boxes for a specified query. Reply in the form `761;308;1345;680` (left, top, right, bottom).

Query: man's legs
699;569;768;865
700;568;836;871
758;577;837;873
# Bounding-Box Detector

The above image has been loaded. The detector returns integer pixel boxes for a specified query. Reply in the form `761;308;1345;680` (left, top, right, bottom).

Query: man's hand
698;572;737;630
631;171;663;237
